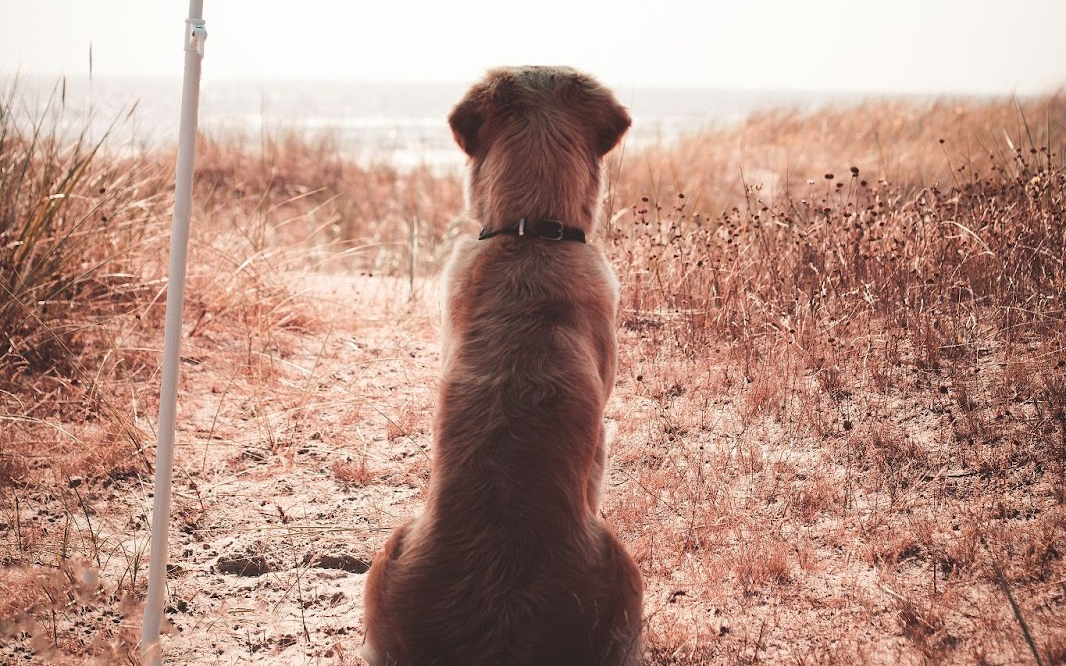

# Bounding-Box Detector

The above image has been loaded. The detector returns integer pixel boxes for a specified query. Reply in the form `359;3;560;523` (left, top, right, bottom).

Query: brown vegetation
1;84;1064;665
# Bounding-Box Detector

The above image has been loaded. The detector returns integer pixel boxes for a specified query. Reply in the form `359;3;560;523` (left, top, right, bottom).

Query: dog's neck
470;191;600;239
478;218;586;243
467;144;602;236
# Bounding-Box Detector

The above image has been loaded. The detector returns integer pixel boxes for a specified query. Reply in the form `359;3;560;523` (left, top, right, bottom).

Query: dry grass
600;93;1066;665
1;85;1064;665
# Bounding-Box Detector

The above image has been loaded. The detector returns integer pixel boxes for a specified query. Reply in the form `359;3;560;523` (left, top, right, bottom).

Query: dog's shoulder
440;237;480;308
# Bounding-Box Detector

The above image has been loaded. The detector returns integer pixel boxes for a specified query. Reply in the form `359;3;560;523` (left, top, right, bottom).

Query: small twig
983;536;1046;666
293;551;312;645
751;615;768;663
13;494;23;553
72;484;102;568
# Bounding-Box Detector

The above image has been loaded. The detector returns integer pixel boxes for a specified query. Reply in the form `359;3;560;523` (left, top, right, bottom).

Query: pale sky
4;0;1066;95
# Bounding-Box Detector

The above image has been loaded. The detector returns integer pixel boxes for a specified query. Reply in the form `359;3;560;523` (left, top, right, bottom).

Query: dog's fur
362;66;643;666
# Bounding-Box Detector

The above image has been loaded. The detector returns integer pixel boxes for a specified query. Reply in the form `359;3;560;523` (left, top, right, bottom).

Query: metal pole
140;2;205;664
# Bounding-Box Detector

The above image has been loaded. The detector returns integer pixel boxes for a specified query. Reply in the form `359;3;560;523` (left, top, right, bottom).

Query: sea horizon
2;74;1006;170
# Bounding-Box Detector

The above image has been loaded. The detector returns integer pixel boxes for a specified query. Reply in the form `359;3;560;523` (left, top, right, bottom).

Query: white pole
141;3;206;664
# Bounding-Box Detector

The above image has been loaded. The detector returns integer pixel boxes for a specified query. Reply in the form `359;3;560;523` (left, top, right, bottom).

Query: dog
362;66;643;666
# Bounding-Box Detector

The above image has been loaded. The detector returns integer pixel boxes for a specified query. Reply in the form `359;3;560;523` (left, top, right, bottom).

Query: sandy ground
3;269;1063;665
156;273;440;665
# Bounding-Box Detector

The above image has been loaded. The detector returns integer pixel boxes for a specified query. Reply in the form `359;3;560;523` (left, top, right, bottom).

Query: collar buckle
533;219;567;239
532;219;565;241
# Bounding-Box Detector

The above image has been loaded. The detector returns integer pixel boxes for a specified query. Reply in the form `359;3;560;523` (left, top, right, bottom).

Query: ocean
6;75;882;170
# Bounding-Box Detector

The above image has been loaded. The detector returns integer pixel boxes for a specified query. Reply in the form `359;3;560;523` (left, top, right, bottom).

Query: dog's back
362;67;643;666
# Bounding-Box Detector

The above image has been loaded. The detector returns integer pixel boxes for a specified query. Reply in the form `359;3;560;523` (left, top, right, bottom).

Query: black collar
478;218;586;243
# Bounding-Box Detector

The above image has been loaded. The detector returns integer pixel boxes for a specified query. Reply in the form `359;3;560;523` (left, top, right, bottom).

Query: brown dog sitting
362;66;643;666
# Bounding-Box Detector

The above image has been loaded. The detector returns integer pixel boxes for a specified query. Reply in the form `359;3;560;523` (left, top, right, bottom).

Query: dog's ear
448;89;485;157
593;101;631;157
565;75;632;157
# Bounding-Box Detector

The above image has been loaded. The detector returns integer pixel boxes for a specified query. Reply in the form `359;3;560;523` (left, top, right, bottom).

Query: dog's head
448;66;630;230
449;66;630;160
